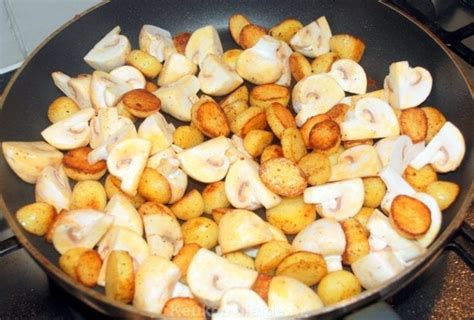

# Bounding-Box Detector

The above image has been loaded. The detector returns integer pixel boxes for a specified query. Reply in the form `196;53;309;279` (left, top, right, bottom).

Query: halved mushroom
187;248;258;307
177;136;232;183
198;54;243;96
292;74;345;126
185;25;223;67
340;97;399;140
340;89;388;107
41;108;94;150
84;26;131;72
90;71;131;110
153;74;200;122
110;65;146;89
51;72;92;109
50;209;114;254
138;112;175;155
172;281;194;298
225;158;282;210
410;122;465;173
289;16;332;58
329;145;382;181
375;135;424;175
213;288;271;319
304;178;364;221
226;134;253;163
384;61;432;109
35;165;71;211
327;59;367;94
106;138;151;196
104;194;143;236
2;141;63;184
139;25;176;63
236;35;283;85
275;41;293;87
143;212;183;259
292;218;346;271
158;52;197;86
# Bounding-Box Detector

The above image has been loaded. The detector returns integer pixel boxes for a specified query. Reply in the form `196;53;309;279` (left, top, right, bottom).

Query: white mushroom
304;178;364;221
51;72;92;109
213;288;271;320
143;212;183;259
340;97;399;140
104;194;143;236
374;135;424;175
292;218;346;271
275;41;293;87
384;61;432;109
236;35;283;85
139;25;176;63
226;134;253;163
138;112;175;155
198;54;243;96
110;65;146;89
84;26;131;72
2;141;63;184
185;25;223;67
157;52;197;86
90;70;131;110
329;145;382;181
410;122;465;173
41;108;94;150
35;165;71;212
171;282;194;298
290;16;331;58
340;89;389;107
327;59;367;94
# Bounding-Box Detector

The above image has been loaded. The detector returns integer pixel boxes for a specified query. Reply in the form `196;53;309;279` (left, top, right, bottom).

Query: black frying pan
0;0;472;318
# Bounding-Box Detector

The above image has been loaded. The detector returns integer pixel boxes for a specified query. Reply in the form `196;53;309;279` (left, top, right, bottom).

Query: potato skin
425;181;460;210
326;103;350;125
265;103;297;139
309;119;341;154
138;167;171;204
311;52;339;74
172;243;201;283
162;297;206;319
170;189;204;220
192;97;230;138
317;270;362;305
229;14;251;45
362;177;386;208
259;157;308;197
266;196;316;235
275;251;327;286
400;107;428;143
202;181;230;214
243;129;274;157
16;202;56;236
260;144;284;164
145;81;158;93
222;49;243;70
270;18;304;43
75;249;102;287
422;106;446;142
403;165;437;192
255;240;293;275
59;248;89;280
181;217;218;249
173;125;205;149
252;273;272;302
47;96;80;123
354;207;375;230
239;24;267;49
250;84;290;109
105;250;135;303
297;152;331;186
126;49;162;79
329;34;365;62
63;146;107;181
341;219;369;265
173;32;191;55
280;127;307;163
233;106;267;137
224;251;256;270
70;180;107;211
300;114;330;147
289;52;312;81
390;195;431;238
122;89;161;118
138;201;175;218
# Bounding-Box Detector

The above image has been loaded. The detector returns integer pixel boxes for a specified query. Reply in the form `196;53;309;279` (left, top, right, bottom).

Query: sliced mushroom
275;41;293;87
143;212;183;259
41;108;94;150
84;26;131;72
410;122;465;173
90;70;131;110
198;54;243;96
138;112;175;155
340;97;399;140
226;134;253;163
51;72;92;109
384;61;432;109
304;178;364;221
35;165;71;211
2;141;63;184
375;135;424;175
225;158;282;210
139;25;176;63
340;89;389;107
327;59;367;94
185;25;223;67
157;52;197;86
110;65;146;89
172;281;194;298
106;138;151;196
213;288;271;319
289;16;332;58
292;218;346;272
329;145;382;181
104;194;143;236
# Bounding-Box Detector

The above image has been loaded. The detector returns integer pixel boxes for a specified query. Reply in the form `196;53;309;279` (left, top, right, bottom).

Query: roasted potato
260;144;284;163
249;84;290;109
47;96;80;123
269;18;304;43
172;243;201;283
309;119;341;154
390;195;431;238
222;49;243;70
317;270;362;305
400;107;428;143
170;189;204;220
329;34;365;62
425;181;460;210
75;249;102;287
59;247;89;280
259;157;308;197
145;81;158;93
342;139;374;149
126;49;162;79
300;114;331;147
289;52;312;81
138;167;172;204
211;208;232;225
341;219;369;265
16;202;56;236
162;297;206;319
255;240;293;275
122;89;161;118
173;125;205;149
422;106;446;142
276;251;327;286
202;181;230;214
63;147;107;181
233;106;267;137
105;174;146;208
224;251;256;270
354;207;375;230
362;177;386;208
266;196;316;235
297;152;331;186
173;32;191;54
138;201;175;218
105;250;135;303
326;103;350;125
243;129;274;157
311;52;339;74
403;165;438;192
181;217;218;249
280;127;307;163
116;99;138;122
220;85;249;108
70;180;107;211
224;101;249;133
252;273;272;302
229;14;251;45
191;96;230;138
239;24;267;49
265;103;297;139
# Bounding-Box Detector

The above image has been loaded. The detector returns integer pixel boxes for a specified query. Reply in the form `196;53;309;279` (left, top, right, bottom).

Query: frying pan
0;0;472;318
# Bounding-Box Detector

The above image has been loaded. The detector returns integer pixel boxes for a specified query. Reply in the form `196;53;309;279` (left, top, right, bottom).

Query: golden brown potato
76;249;102;287
138;201;175;218
299;114;330;147
269;18;304;43
173;32;191;55
255;240;293;274
390;195;431;238
145;81;158;93
250;84;290;109
59;248;88;280
170;189;204;220
422;106;446;142
233;106;267;137
252;273;272;302
105;175;146;209
326;103;350;125
211;208;232;225
173;125;205;149
45;209;67;243
400;107;428;143
341;219;369;265
172;243;201;283
260;144;284;164
220;85;249;108
16;202;56;236
224;251;256;270
224;100;249;134
328;146;345;166
311;52;339;74
425;181;460;210
309;119;341;154
280;127;307;163
239;24;267;49
63;147;107;181
126;49;162;79
265;103;297;139
289;52;312;81
162;297;206;319
329;34;365;62
229;14;251;45
342;139;374;149
276;251;327;286
317;270;362;305
243;129;274;157
47;96;80;123
403;165;438;192
138;167;171;204
222;49;243;70
259;157;308;197
202;181;230;214
105;250;135;303
192;96;230;138
354;207;375;230
70;180;107;211
297;152;331;186
116;100;138;122
266;196;316;235
122;89;161;118
181;217;218;249
362;177;386;208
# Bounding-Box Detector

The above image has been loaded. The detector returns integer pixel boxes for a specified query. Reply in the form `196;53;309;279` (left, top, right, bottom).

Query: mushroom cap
275;41;293;87
104;193;143;235
329;144;382;181
158;52;197;86
328;59;367;94
214;288;271;319
290;16;332;58
35;165;72;212
68;74;93;109
90;70;131;110
110;65;146;89
143;212;183;259
198;54;243;96
139;24;176;63
185;25;223;66
375;135;424;175
138;112;175;155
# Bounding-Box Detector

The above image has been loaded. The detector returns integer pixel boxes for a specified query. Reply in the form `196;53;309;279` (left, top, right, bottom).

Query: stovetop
0;0;473;319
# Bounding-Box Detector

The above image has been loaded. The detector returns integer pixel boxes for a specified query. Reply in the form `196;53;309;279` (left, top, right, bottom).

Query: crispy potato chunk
122;89;161;118
48;96;80;123
311;52;339;74
252;273;273;302
221;85;249;108
181;217;218;249
224;101;249;134
329;34;365;62
173;125;205;149
256;240;293;274
233;106;267;137
145;81;158;93
259;158;307;197
425;181;460;210
266;196;316;235
138;201;175;218
298;152;331;186
317;270;362;305
281;127;307;163
341;219;369;265
16;202;56;236
309;119;341;154
289;52;312;81
172;243;201;283
59;248;89;280
239;24;267;49
70;180;107;211
354;207;375;230
63;147;107;181
229;14;251;45
243;129;274;157
138;167;171;204
250;84;290;109
162;297;206;319
76;249;102;287
400;107;428;143
342;139;374;149
222;49;243;70
403;165;438;192
211;207;232;225
260;144;284;164
202;181;230;214
192;96;230;138
171;189;204;220
105;250;135;303
362;177;386;208
276;251;327;286
300;114;331;147
265;103;297;139
326;103;350;125
105;175;146;208
224;251;256;270
422;106;447;142
269;18;304;43
173;32;191;55
126;49;162;79
390;195;431;238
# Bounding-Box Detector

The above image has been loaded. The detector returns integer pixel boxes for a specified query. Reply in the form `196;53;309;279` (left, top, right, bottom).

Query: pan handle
344;301;401;320
0;235;21;257
446;221;474;267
